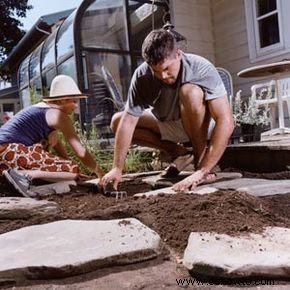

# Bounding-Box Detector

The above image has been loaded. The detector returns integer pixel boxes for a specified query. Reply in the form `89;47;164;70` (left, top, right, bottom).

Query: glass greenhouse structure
17;0;167;139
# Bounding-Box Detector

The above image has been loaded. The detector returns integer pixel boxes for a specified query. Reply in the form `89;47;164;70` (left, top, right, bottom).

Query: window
56;11;75;64
81;0;128;51
18;55;30;89
83;52;131;137
256;0;279;48
41;31;57;72
57;56;77;80
19;87;30;108
2;103;14;112
129;1;164;54
29;44;42;79
245;0;290;62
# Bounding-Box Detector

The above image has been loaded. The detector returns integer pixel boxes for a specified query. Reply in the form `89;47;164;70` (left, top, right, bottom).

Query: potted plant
233;90;271;142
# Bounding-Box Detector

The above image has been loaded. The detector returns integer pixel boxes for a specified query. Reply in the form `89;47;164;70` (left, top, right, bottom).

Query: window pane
2;103;14;112
81;0;128;50
18;55;30;89
30;78;43;103
29;44;42;79
42;69;57;95
56;11;75;64
129;1;164;54
84;52;131;138
19;87;30;108
259;14;279;47
57;57;77;81
41;31;57;72
256;0;276;17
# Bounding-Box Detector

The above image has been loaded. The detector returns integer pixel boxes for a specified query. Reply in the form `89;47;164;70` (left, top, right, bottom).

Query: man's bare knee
179;83;204;108
110;112;124;132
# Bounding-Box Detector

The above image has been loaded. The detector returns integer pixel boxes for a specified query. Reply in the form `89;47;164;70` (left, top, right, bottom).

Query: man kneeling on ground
102;29;234;192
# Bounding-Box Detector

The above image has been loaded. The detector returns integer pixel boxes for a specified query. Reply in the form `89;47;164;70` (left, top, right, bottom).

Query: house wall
210;0;251;95
171;0;215;63
211;0;290;125
211;0;290;96
171;0;252;95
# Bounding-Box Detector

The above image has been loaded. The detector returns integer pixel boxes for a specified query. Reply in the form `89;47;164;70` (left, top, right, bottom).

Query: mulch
0;172;290;255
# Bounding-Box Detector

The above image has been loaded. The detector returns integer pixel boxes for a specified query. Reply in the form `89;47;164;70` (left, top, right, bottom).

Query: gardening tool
78;181;127;200
104;183;127;200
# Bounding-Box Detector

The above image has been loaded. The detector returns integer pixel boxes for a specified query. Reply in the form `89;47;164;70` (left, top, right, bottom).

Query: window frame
245;0;290;62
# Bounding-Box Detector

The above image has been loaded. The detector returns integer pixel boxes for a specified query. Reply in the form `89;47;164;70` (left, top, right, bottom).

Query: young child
0;75;104;197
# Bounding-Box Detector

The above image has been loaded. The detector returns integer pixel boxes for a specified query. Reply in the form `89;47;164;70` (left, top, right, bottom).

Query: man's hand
172;169;208;192
102;167;122;190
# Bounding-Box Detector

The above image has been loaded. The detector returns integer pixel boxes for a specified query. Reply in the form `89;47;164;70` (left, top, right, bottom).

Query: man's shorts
157;119;190;143
156;117;214;143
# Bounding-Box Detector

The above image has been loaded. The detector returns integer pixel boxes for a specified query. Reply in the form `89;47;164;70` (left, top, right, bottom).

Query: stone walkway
0;172;289;289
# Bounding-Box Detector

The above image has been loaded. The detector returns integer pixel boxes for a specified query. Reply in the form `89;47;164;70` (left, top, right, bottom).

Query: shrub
233;90;271;126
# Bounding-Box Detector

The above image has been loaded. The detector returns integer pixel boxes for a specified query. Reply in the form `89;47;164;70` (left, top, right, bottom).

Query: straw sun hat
42;75;88;101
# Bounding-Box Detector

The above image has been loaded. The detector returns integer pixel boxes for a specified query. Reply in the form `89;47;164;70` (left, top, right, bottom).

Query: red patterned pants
0;143;79;174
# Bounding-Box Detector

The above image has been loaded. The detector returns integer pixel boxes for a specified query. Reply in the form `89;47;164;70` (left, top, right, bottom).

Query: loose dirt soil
1;171;290;255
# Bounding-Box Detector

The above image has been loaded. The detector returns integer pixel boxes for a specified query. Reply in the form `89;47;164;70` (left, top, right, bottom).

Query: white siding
211;0;253;95
211;0;290;97
171;0;215;63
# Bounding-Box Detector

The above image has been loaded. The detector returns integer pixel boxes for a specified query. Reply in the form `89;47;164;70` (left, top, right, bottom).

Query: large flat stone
0;219;162;281
183;227;290;279
142;172;242;189
31;180;77;197
134;172;243;198
0;197;58;219
237;180;290;197
198;178;290;197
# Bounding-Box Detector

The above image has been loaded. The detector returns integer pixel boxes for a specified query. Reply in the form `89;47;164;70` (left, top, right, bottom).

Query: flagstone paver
183;226;290;279
134;177;290;198
198;178;290;197
31;180;77;196
142;172;243;188
134;172;243;197
0;197;58;219
0;218;162;281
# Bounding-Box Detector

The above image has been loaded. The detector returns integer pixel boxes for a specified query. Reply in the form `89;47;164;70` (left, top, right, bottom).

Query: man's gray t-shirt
125;53;227;121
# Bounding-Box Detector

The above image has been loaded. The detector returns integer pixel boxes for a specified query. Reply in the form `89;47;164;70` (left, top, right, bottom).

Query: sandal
161;154;194;178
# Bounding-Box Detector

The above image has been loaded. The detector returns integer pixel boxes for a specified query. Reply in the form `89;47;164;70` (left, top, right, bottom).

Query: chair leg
285;100;290;127
269;105;277;129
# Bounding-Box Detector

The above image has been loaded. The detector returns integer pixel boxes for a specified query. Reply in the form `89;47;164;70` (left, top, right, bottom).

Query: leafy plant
56;118;156;175
0;0;32;64
233;90;271;126
29;86;42;105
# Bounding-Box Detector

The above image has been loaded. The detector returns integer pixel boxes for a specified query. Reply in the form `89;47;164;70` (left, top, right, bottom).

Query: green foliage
233;90;270;126
0;0;32;63
124;148;155;173
29;86;42;105
57;119;156;175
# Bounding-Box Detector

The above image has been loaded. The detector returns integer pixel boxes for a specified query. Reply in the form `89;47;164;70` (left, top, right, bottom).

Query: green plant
55;118;155;175
29;86;42;105
233;90;271;126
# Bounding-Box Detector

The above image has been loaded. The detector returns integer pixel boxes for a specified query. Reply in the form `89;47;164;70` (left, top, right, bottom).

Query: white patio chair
216;67;234;105
251;80;276;129
252;78;290;129
278;77;290;123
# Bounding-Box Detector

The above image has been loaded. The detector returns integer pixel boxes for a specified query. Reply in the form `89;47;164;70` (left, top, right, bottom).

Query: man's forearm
113;129;133;171
198;119;234;173
113;113;139;171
